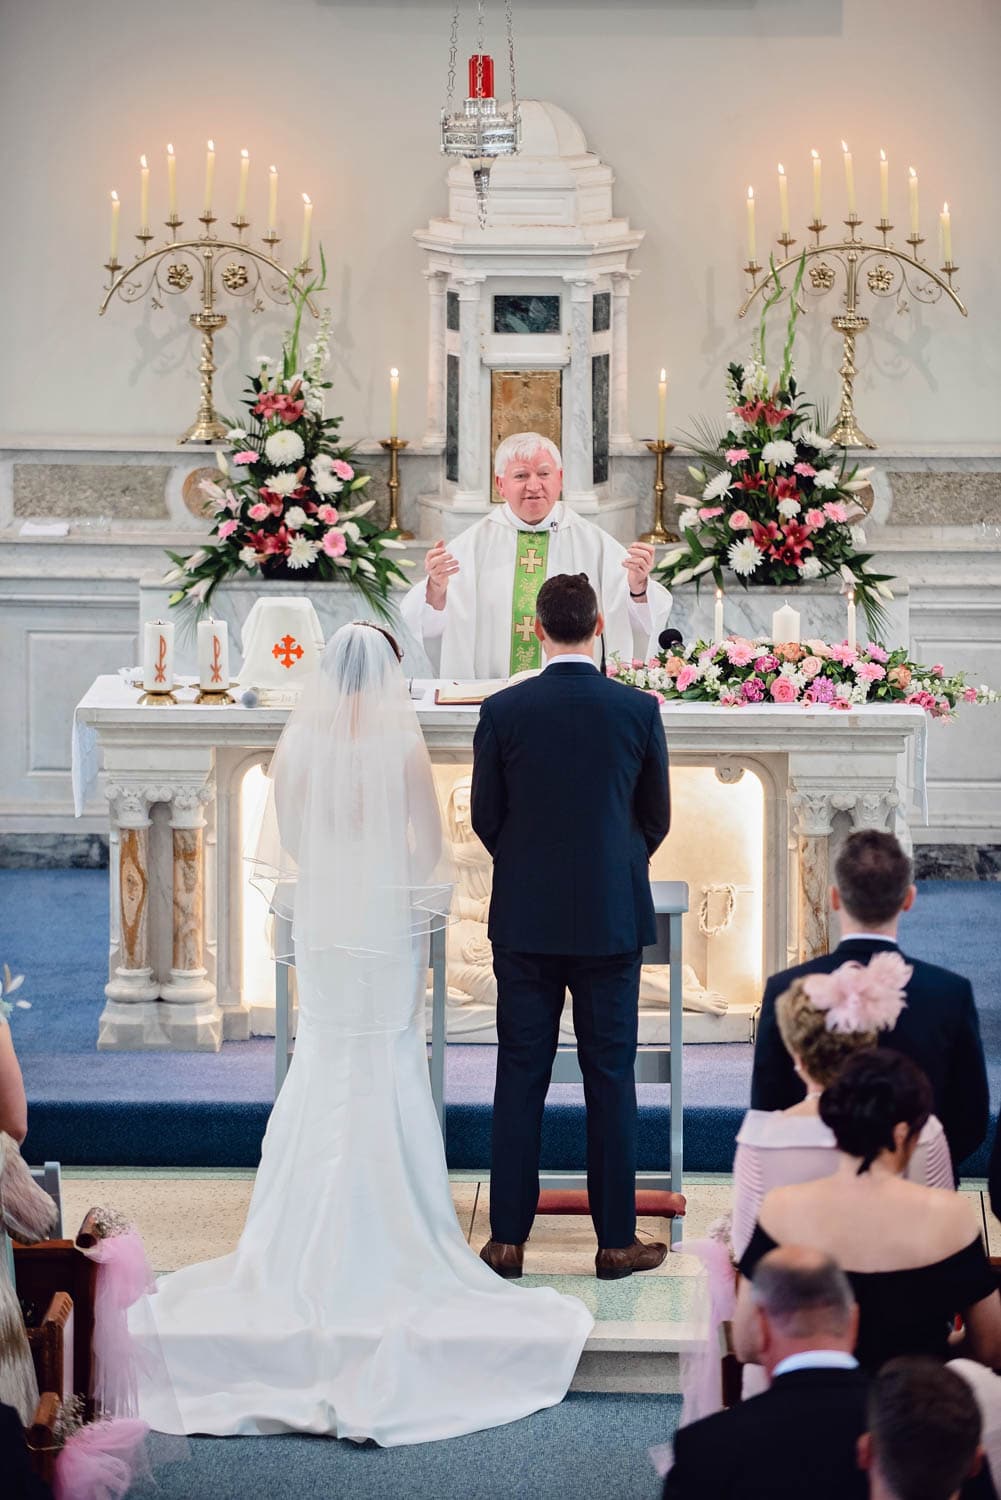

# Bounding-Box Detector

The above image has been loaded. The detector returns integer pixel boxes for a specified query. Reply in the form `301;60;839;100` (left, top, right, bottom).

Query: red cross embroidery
272;634;305;670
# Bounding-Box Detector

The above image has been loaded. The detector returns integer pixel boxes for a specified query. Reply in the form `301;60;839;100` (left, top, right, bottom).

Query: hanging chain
445;1;460;114
476;0;485;54
506;0;518;127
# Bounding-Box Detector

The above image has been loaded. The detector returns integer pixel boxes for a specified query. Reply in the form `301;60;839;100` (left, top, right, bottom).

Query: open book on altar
433;680;509;706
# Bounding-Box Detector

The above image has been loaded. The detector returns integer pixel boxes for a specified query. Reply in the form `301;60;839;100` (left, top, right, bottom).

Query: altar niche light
440;1;521;226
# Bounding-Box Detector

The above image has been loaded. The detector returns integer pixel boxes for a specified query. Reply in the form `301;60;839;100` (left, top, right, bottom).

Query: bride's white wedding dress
137;624;592;1446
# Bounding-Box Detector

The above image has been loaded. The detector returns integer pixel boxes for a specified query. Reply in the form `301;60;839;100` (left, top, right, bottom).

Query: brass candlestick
640;440;677;544
379;437;414;540
138;687;177;707
194;683;236;705
739;212;967;450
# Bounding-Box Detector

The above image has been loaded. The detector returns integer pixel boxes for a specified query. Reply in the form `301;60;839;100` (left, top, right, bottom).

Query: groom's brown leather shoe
595;1238;668;1281
479;1240;525;1279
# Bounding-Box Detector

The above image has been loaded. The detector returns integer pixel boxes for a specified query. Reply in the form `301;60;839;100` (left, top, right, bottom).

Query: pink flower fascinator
802;949;912;1035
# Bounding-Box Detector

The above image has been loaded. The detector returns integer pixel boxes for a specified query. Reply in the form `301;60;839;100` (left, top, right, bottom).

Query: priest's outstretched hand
425;538;460;610
623;541;655;600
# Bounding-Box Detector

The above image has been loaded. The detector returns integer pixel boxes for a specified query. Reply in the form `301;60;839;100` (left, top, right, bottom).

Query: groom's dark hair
536;573;599;645
834;829;913;925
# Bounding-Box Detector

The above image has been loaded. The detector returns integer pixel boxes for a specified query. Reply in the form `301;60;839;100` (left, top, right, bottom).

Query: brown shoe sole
595;1248;668;1281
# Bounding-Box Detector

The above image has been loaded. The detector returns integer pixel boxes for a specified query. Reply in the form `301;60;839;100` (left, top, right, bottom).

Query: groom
471;573;671;1280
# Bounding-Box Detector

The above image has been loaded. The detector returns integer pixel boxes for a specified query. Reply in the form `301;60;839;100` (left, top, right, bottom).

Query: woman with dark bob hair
734;1049;1001;1373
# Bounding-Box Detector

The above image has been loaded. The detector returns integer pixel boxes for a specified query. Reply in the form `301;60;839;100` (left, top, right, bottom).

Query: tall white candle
846;589;857;651
657;368;667;441
879;149;889;220
713;588;725;646
143;619;175;692
299;192;312;265
267;165;278;233
841;140;856;215
203;140;215;216
197;618;230;691
908;167;919;236
389;367;400;438
771;602;801;646
166;144;177;218
746;186;756;262
940;202;953;263
777;164;789;235
237;148;250;219
109;190;120;260
811;149;822;221
139;155;149;230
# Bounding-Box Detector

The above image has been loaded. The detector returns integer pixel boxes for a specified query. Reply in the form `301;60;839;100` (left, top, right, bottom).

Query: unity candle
197;618;230;691
657;368;667;441
237;148;250;219
389;367;400;438
777;164;789;235
166;143;177;218
879;149;889;220
139;154;149;231
811;149;822;221
771;602;801;646
143;619;175;693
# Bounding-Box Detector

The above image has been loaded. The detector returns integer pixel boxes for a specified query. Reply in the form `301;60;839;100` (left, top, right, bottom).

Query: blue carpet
127;1392;680;1500
2;870;998;1174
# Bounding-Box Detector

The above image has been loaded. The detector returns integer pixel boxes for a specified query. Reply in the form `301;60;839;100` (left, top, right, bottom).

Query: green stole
508;529;551;675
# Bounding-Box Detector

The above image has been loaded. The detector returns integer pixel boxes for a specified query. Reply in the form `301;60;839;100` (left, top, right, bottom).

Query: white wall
2;0;999;446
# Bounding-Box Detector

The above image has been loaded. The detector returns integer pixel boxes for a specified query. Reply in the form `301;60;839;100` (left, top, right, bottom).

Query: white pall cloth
238;596;325;696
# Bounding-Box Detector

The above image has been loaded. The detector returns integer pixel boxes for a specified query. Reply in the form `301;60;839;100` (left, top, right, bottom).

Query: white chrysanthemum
801;427;834;452
312;451;334;471
850;682;868;704
703;664;722;686
703;470;733;502
225;427;248;443
285;506;308;530
313;471;344;496
264;471;300;496
679;508;700;532
286;535;318;570
728;537;763;576
780;664;806;689
778;498;801;518
238;546;259;567
264;430;305;466
306;387;325;415
798;556;822;580
761;440;797;468
811;469;838;490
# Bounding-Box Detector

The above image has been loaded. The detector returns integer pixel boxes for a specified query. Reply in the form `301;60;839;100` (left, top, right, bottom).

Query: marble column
103;784;163;1004
159;783;222;1049
423;270;448;448
455;276;486;507
563;276;597;511
791;787;834;962
610;271;635;446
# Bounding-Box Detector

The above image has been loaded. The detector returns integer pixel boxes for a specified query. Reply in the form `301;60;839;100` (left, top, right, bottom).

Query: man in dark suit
859;1357;993;1500
751;829;988;1172
471;573;670;1281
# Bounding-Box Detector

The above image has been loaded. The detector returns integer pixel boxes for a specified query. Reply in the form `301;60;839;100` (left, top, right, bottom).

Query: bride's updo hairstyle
776;980;880;1088
819;1050;932;1175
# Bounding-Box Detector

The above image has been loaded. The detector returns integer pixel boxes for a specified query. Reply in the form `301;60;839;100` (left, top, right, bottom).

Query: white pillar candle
657;367;667;441
197;618;230;691
846;589;857;651
389;367;400;438
166;143;177;217
746;186;756;262
713;587;725;646
143;619;175;692
109;190;120;260
267;165;278;233
203;140;215;216
879;149;889;220
237;148;250;219
841;140;856;215
777;164;789;235
811;149;822;221
908;167;919;236
771;602;801;645
139;155;149;231
940;202;953;263
299;193;312;265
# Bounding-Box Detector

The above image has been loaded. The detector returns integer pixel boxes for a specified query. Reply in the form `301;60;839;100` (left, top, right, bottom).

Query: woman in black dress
734;1050;1001;1373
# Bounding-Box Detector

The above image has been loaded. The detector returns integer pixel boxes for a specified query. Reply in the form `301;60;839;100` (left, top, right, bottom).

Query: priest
399;433;672;679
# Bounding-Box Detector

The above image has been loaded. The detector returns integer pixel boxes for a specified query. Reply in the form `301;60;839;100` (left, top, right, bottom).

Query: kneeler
14;1208;104;1418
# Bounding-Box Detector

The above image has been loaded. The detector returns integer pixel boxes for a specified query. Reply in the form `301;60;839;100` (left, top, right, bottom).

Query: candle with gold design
143;619;175;693
197;618;230;691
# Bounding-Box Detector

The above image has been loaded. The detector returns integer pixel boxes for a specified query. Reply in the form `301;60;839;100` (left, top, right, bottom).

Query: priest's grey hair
494;432;562;477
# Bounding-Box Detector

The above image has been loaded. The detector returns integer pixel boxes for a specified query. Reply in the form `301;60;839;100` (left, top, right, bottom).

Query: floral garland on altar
164;262;412;619
609;638;998;720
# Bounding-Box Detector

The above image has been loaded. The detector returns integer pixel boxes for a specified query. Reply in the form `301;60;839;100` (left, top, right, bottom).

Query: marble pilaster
790;786;834;962
455;277;486;507
563;276;598;511
423;270;448;448
103;783;164;1005
160;783;216;1005
609;272;635;446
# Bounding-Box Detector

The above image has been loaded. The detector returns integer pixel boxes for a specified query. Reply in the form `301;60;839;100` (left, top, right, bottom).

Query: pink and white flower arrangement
608;637;998;721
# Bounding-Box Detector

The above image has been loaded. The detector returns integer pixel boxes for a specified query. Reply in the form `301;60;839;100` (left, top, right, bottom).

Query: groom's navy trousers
471;661;670;1249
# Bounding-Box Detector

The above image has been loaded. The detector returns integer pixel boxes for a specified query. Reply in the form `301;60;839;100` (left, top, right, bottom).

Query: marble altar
73;674;925;1051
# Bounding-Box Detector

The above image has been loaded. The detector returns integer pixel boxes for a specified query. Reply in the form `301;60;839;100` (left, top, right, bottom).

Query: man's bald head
751;1246;857;1345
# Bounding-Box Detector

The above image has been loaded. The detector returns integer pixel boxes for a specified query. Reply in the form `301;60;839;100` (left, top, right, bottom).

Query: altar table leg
104;821;159;1004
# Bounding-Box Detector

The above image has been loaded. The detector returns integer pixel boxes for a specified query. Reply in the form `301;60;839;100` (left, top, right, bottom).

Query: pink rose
645;689;666;704
963;686;978;702
232;450;258;465
887;664;912;689
931;664;944;677
800;655;823;680
805;638;833;659
632;659;644;670
331;460;354;481
698;506;724;520
906;690;937;711
725;640;756;667
770;676;799;702
217;519;238;540
321;529;347;557
675;665;698;691
794;462;817;477
664;654;686;677
805;508;826;529
823;501;848;523
606;661;619;677
316;504;339;524
728;510;752;530
725;448;750;464
248;503;270;521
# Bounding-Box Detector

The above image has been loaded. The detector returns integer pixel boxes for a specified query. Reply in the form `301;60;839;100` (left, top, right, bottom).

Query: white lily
356;558;376;576
839;564;856;585
340;521;361;543
661;548;688;568
672;567;695;585
692;556;716;577
215;448;229;474
380;538;407;549
875;582;895;600
687;466;706;485
159;567;184;586
340;498;375;520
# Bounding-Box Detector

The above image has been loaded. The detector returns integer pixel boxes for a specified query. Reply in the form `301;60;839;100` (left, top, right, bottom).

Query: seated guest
859;1357;994;1500
664;1246;869;1499
751;829;988;1173
0;1402;54;1500
736;1051;1001;1375
0;1003;28;1143
1;1134;58;1422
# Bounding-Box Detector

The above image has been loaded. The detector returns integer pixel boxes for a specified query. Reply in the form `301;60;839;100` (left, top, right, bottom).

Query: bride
137;622;592;1446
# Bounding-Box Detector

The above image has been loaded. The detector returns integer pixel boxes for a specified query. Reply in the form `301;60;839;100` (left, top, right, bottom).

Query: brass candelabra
100;216;319;444
738;216;967;449
379;437;414;540
640;439;677;544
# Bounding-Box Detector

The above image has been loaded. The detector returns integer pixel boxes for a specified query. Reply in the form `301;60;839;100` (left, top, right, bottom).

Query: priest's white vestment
399;503;672;679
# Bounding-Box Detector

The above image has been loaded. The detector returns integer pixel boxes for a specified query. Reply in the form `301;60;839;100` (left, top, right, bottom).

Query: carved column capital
168;782;215;830
715;761;746;786
790;786;835;838
104;782;172;828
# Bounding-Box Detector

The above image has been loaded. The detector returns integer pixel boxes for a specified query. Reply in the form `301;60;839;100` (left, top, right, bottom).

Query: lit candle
139;155;149;231
908;167;919;236
657;367;667;442
771;602;801;646
197;618;230;691
841;140;856;215
746;186;756;263
940;201;953;264
237;148;250;219
811;149;822;222
389;367;400;439
299;192;312;265
267;165;278;233
142;619;175;693
166;143;177;218
777;164;789;235
879;149;889;221
203;139;215;216
109;190;120;261
846;589;857;651
713;587;725;646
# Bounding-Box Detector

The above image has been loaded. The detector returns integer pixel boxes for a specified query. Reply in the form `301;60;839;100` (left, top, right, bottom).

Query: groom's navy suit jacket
470;661;670;956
